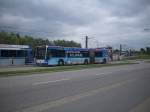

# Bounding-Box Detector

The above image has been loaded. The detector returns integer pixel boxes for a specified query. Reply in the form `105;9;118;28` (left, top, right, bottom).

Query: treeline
140;47;150;55
0;31;81;48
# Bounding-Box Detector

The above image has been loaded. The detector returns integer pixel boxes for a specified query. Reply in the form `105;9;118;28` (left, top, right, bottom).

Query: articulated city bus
35;45;109;66
35;45;89;66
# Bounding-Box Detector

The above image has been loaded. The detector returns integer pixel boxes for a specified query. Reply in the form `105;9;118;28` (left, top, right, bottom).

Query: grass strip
0;63;137;77
123;55;150;60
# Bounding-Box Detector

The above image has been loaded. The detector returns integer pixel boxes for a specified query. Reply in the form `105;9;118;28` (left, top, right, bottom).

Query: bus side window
47;51;51;59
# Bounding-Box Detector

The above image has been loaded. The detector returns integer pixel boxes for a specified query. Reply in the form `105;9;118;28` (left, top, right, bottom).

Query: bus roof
44;45;88;51
64;47;88;51
0;44;31;50
38;45;109;52
47;46;64;50
89;48;108;51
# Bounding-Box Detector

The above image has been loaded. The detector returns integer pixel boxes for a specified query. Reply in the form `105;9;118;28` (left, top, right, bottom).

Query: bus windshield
36;47;46;59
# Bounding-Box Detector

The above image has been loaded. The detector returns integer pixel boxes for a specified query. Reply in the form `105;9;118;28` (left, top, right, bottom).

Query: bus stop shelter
0;44;32;66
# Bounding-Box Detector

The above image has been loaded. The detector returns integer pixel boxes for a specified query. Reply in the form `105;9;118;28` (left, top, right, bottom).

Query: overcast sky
0;0;150;49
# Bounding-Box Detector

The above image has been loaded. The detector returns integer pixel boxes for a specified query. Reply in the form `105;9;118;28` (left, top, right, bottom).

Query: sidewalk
1;59;146;73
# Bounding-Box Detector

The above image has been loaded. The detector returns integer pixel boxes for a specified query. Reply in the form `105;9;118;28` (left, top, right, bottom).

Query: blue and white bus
64;47;89;65
89;48;109;64
35;45;90;66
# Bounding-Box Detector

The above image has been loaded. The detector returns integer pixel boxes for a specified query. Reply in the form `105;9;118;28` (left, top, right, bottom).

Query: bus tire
102;58;106;64
58;60;64;66
84;59;88;65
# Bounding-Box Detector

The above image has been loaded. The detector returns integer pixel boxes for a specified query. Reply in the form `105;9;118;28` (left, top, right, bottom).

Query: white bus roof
0;44;30;50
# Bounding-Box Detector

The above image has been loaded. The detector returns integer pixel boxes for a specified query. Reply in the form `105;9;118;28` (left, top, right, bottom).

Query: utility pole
120;44;122;56
85;35;88;48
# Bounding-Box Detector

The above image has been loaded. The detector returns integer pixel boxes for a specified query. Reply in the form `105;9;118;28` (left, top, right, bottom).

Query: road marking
95;69;127;76
95;72;113;76
33;71;116;86
129;97;150;112
17;78;136;112
32;78;70;86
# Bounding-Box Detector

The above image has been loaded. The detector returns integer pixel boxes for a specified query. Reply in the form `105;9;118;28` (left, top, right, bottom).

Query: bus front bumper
36;59;48;66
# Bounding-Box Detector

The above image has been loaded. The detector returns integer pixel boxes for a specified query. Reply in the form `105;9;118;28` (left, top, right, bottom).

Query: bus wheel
84;59;88;65
58;60;64;66
102;59;106;64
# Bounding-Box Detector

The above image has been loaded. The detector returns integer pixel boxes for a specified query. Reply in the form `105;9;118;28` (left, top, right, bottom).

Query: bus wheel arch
84;59;89;64
102;58;107;64
58;59;64;66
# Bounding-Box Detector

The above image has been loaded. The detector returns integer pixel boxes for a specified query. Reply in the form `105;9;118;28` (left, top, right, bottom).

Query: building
0;44;33;66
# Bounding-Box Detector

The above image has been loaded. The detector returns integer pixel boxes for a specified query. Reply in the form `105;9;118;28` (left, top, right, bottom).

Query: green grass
123;55;150;60
138;55;150;59
0;62;137;77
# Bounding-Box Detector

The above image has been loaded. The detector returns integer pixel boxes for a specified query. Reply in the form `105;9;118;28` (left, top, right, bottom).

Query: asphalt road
0;62;150;112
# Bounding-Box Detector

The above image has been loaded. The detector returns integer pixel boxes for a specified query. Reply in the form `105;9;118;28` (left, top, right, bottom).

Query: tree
140;48;146;54
53;40;81;47
146;47;150;54
0;32;81;49
113;49;119;53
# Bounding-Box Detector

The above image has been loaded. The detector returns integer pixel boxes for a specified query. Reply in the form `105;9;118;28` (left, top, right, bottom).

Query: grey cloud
97;0;150;17
0;0;96;25
0;0;150;49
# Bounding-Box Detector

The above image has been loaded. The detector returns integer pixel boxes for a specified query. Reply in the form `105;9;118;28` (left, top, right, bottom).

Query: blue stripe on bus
47;57;89;65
